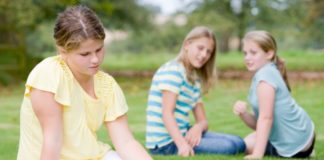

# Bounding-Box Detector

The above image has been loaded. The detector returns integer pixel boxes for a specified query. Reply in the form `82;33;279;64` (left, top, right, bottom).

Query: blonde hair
54;5;105;51
243;30;291;91
177;26;217;93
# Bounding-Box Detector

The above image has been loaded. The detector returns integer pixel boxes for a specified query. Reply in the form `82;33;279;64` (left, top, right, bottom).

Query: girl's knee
217;139;244;154
228;135;246;153
225;140;243;154
219;134;246;154
244;132;256;154
244;132;256;141
232;137;246;154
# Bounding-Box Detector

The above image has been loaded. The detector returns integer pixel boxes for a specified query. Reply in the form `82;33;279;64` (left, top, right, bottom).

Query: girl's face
184;37;214;69
242;40;274;71
61;39;105;79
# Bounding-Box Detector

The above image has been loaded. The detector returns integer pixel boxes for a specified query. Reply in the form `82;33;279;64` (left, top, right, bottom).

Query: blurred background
0;0;323;159
0;0;323;84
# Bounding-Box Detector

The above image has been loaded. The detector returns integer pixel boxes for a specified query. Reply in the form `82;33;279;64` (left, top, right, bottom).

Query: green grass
103;50;324;72
102;52;175;71
0;84;24;160
1;78;323;159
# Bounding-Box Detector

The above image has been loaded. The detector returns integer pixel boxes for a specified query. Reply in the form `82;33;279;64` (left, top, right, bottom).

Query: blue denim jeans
150;131;246;155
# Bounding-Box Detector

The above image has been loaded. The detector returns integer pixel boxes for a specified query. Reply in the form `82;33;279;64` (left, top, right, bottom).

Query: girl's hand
244;154;263;160
185;124;203;147
233;100;248;116
177;141;195;157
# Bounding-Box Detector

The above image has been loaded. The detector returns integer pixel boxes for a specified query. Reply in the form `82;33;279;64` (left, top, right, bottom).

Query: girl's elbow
259;116;273;123
162;110;173;120
162;115;170;123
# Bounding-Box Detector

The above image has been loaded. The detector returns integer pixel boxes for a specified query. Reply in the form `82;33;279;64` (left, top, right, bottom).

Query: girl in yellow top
17;5;151;160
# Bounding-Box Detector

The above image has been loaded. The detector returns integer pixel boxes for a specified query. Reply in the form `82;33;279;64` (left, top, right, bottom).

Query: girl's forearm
253;117;273;156
118;139;152;160
40;135;62;160
40;149;60;160
163;112;187;146
240;112;257;130
194;120;208;132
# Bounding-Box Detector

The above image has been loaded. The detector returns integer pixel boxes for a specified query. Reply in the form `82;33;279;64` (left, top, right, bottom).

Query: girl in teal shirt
233;31;315;159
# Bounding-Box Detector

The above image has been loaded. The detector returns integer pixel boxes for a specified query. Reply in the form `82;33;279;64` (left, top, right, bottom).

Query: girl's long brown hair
177;26;217;93
243;31;291;91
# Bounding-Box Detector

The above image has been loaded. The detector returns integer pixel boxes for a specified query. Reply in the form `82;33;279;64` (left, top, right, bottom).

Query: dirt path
108;70;324;80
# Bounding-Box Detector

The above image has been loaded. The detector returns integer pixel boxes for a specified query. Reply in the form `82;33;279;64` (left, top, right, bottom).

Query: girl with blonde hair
146;26;246;157
233;30;315;159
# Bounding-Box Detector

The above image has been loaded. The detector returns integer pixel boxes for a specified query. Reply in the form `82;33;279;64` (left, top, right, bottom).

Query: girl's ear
56;46;68;62
267;50;275;60
57;46;67;54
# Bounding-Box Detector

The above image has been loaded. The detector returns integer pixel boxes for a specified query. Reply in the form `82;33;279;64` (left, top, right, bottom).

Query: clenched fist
233;101;248;116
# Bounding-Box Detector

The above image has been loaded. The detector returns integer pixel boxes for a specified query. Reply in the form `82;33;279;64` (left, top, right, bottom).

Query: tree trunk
219;31;231;54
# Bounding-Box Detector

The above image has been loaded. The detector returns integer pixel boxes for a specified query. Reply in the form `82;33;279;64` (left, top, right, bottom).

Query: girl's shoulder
27;56;67;80
33;56;61;70
255;63;279;79
159;59;185;73
253;63;281;89
24;56;72;101
151;60;186;83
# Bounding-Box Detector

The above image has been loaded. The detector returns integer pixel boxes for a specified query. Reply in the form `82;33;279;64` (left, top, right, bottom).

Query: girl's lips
245;62;252;67
197;59;206;65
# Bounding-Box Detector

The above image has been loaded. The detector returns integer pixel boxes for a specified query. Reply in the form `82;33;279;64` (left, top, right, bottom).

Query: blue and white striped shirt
145;60;202;149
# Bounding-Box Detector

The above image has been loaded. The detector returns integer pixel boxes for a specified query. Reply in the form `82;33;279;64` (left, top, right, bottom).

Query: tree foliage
0;0;152;85
186;0;324;52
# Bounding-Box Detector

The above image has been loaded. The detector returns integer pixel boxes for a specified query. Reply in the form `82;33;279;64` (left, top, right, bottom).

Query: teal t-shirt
248;62;314;157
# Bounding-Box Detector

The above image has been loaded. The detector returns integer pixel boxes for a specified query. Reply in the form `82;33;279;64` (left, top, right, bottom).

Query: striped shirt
145;60;202;149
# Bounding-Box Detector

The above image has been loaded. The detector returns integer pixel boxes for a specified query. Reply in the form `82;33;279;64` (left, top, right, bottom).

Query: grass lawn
103;50;324;72
0;78;323;159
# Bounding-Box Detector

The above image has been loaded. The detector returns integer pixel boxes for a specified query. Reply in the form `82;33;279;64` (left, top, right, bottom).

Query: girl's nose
91;54;99;63
244;54;251;61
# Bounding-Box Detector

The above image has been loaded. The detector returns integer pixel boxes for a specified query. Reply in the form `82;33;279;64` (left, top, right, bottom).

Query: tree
304;0;324;49
0;0;40;84
0;0;153;85
186;0;252;53
185;0;323;52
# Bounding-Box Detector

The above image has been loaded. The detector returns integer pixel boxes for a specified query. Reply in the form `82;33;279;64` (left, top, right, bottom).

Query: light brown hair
54;5;105;51
243;30;291;91
177;26;217;93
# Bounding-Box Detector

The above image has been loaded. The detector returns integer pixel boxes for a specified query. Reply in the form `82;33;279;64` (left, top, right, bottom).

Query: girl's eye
95;47;103;53
250;50;257;55
80;53;89;56
197;46;204;50
206;50;212;55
